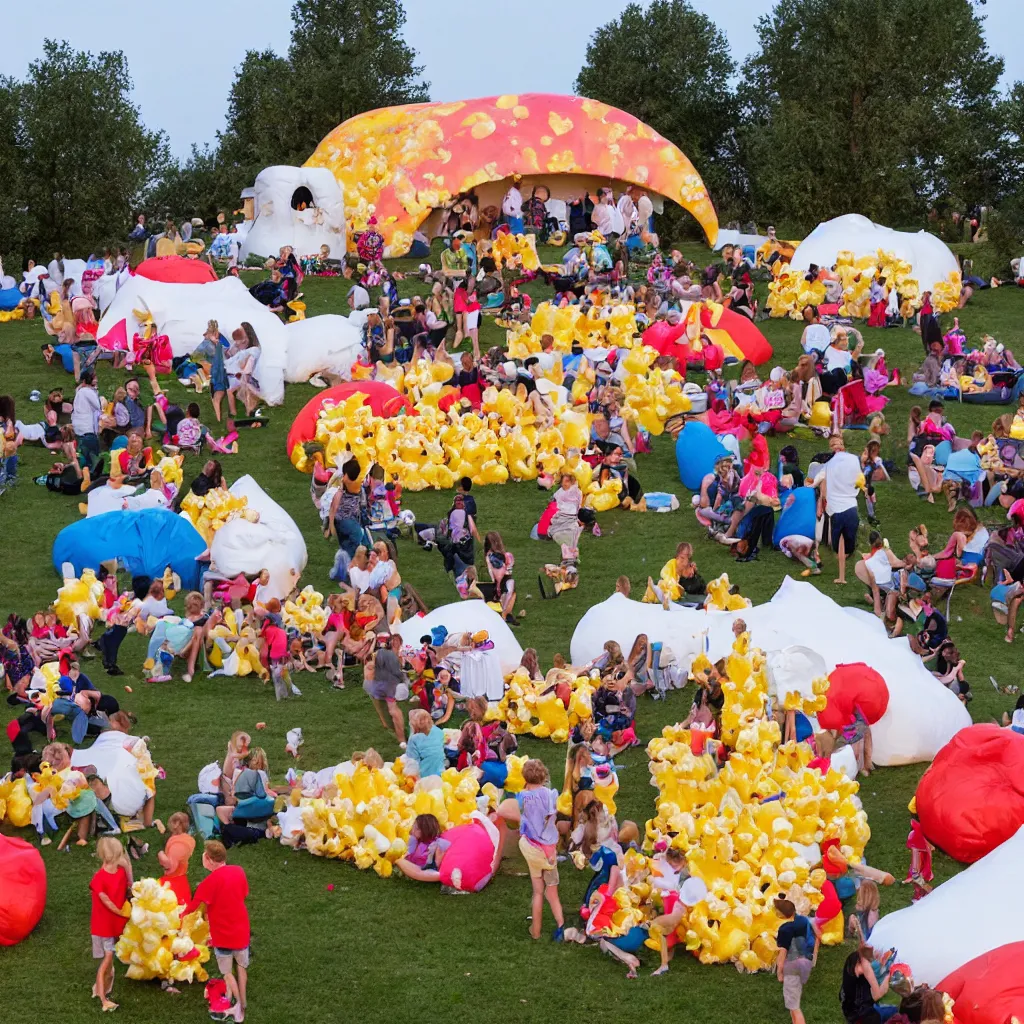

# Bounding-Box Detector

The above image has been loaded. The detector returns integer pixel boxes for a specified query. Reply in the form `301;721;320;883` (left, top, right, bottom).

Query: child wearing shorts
186;840;250;1022
515;759;565;942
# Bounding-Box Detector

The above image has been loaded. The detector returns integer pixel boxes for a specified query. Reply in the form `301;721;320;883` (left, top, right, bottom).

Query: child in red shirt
90;836;133;1012
260;599;293;701
186;840;250;1022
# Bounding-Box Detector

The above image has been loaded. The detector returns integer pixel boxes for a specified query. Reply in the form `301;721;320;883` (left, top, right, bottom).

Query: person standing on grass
514;759;565;941
367;633;408;750
815;434;862;585
89;836;133;1012
774;897;821;1024
186;840;250;1023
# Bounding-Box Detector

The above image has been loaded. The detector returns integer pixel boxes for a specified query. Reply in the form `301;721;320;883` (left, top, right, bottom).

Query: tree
574;1;745;224
740;0;1008;232
147;145;241;226
0;78;27;273
286;0;428;153
18;40;168;257
214;0;429;194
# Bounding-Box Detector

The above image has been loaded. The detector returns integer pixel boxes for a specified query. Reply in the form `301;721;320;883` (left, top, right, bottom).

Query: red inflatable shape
643;320;687;354
916;723;1024;864
134;255;218;285
817;663;889;731
939;940;1024;1024
0;834;47;945
287;381;414;464
814;879;841;925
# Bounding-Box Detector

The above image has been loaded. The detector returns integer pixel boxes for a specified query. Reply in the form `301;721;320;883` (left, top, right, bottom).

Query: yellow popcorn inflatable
115;878;211;983
642;636;869;971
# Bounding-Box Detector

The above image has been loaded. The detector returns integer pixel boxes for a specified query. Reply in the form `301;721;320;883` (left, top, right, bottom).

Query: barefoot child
157;812;196;904
90;836;133;1012
516;758;565;941
185;840;250;1022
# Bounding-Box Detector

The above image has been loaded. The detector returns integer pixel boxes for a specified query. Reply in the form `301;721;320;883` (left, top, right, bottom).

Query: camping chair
831;378;887;430
930;563;979;619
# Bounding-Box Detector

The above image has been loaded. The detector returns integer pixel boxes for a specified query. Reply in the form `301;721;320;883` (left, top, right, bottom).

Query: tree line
1;0;1021;272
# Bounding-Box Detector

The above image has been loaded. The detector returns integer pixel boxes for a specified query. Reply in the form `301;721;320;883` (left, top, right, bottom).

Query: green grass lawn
1;243;1022;1022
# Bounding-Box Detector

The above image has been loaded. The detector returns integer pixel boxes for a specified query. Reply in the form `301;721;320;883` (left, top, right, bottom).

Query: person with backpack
774;897;821;1024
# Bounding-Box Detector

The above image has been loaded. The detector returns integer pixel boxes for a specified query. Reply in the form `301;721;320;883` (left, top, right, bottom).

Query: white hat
769;366;785;382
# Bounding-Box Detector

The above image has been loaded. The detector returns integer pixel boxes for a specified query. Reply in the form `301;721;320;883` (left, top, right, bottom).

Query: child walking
90;836;133;1012
157;811;196;904
516;759;565;941
185;840;250;1022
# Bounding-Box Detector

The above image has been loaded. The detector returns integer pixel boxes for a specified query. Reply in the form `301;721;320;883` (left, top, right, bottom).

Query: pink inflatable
437;813;500;893
917;724;1024;863
940;941;1024;1024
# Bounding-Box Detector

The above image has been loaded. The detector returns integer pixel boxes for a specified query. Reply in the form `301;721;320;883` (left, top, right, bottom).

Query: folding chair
930;564;979;619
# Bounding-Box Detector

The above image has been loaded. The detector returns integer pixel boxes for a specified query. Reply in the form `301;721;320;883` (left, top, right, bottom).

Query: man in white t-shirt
815;435;862;584
502;176;524;233
800;306;830;356
591;190;624;239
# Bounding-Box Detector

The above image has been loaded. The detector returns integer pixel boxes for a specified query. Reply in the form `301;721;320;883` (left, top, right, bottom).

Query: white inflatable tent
96;276;362;405
207;475;307;601
788;214;958;294
397;601;524;675
869;825;1024;986
240;166;346;263
569;578;970;766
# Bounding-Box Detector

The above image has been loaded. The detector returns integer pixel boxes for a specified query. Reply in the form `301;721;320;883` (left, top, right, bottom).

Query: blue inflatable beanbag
773;487;817;548
53;508;206;589
0;286;23;312
675;421;730;491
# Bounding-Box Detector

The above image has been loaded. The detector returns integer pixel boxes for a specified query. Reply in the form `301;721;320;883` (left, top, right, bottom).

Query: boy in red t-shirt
89;836;133;1012
186;840;250;1022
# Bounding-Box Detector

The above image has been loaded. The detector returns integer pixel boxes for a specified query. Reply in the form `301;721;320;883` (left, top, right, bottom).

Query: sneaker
552;926;564;943
148;674;172;683
290;683;302;697
106;665;124;676
591;523;602;537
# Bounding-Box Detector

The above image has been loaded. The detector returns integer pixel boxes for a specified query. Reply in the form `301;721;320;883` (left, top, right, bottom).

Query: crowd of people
4;190;1024;1024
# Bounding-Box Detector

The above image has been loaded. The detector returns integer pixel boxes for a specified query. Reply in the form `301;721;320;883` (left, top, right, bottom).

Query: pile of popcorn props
485;666;595;743
767;248;961;319
643;635;869;971
296;760;518;877
180;489;257;545
289;311;690;493
115;878;211;983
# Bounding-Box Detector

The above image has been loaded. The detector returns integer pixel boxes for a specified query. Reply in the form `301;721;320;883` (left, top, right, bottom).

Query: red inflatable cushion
286;381;414;464
940;940;1024;1024
0;835;47;945
134;255;218;284
817;663;889;731
916;724;1024;864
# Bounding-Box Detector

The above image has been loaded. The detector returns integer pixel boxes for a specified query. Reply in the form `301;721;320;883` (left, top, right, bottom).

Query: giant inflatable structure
239;165;346;263
303;93;719;256
569;579;971;765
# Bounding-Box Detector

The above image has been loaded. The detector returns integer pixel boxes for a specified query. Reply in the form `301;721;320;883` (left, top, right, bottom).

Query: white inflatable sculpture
789;214;958;295
96;276;362;405
208;475;307;601
240;166;346;263
870;825;1024;986
569;578;970;766
71;730;150;817
397;602;524;675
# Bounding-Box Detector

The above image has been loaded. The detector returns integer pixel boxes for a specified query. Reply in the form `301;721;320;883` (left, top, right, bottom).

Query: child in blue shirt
406;710;446;779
